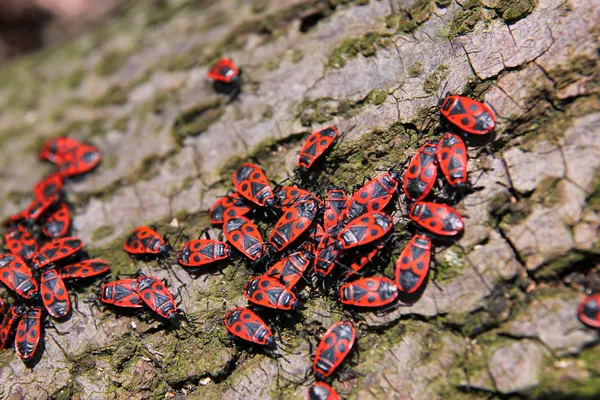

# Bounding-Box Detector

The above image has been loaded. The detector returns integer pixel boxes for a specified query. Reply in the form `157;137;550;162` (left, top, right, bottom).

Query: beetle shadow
397;271;431;305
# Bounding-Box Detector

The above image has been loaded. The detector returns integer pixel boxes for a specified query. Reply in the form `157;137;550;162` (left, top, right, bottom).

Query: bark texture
0;0;599;399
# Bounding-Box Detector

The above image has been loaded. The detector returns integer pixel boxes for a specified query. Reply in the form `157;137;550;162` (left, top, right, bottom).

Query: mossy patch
51;381;84;400
533;251;590;280
251;0;271;13
385;0;434;34
172;99;224;143
588;167;600;213
530;177;563;208
532;345;600;399
490;0;538;23
434;246;466;284
423;64;449;93
90;86;129;107
290;48;304;63
446;2;496;39
408;62;424;77
498;200;533;229
435;0;452;7
91;225;116;242
95;50;131;77
368;89;388;105
327;31;392;68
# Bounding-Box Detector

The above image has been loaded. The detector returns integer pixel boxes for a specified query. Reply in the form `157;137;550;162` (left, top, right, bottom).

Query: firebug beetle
23;195;58;223
395;234;431;293
345;239;385;277
232;163;277;208
323;188;347;231
224;307;275;347
0;305;27;349
57;142;102;178
340;276;399;307
313;321;355;380
207;58;241;99
33;173;63;201
578;293;600;328
303;223;325;255
0;254;39;299
100;279;144;308
344;171;400;222
314;235;342;276
136;273;180;322
40;269;71;319
297;126;339;173
14;307;43;361
39;136;81;165
41;201;71;238
209;192;252;225
266;251;311;290
31;236;83;269
243;275;300;310
306;382;341;400
124;227;168;256
403;143;438;201
436;133;468;188
270;198;319;252
440;95;496;135
177;239;231;267
275;186;320;211
223;215;264;261
61;259;110;280
336;212;393;250
4;226;38;260
207;57;240;83
409;202;464;236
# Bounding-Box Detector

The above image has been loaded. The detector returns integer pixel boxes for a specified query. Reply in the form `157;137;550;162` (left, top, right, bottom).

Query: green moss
446;2;496;39
63;68;86;89
89;232;138;275
530;177;563;208
493;0;538;23
408;62;424;77
327;31;392;68
386;0;434;34
368;89;388;105
532;345;600;399
172;99;224;143
435;246;466;283
499;200;533;228
588;168;600;212
435;0;452;7
91;225;116;242
91;86;129;107
550;55;598;91
251;0;270;13
423;64;449;93
264;56;281;71
533;251;589;280
95;50;131;77
112;117;129;133
51;381;84;400
290;48;304;63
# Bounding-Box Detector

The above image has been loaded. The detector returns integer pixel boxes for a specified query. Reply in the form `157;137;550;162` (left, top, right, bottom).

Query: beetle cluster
125;57;500;399
0;137;108;363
